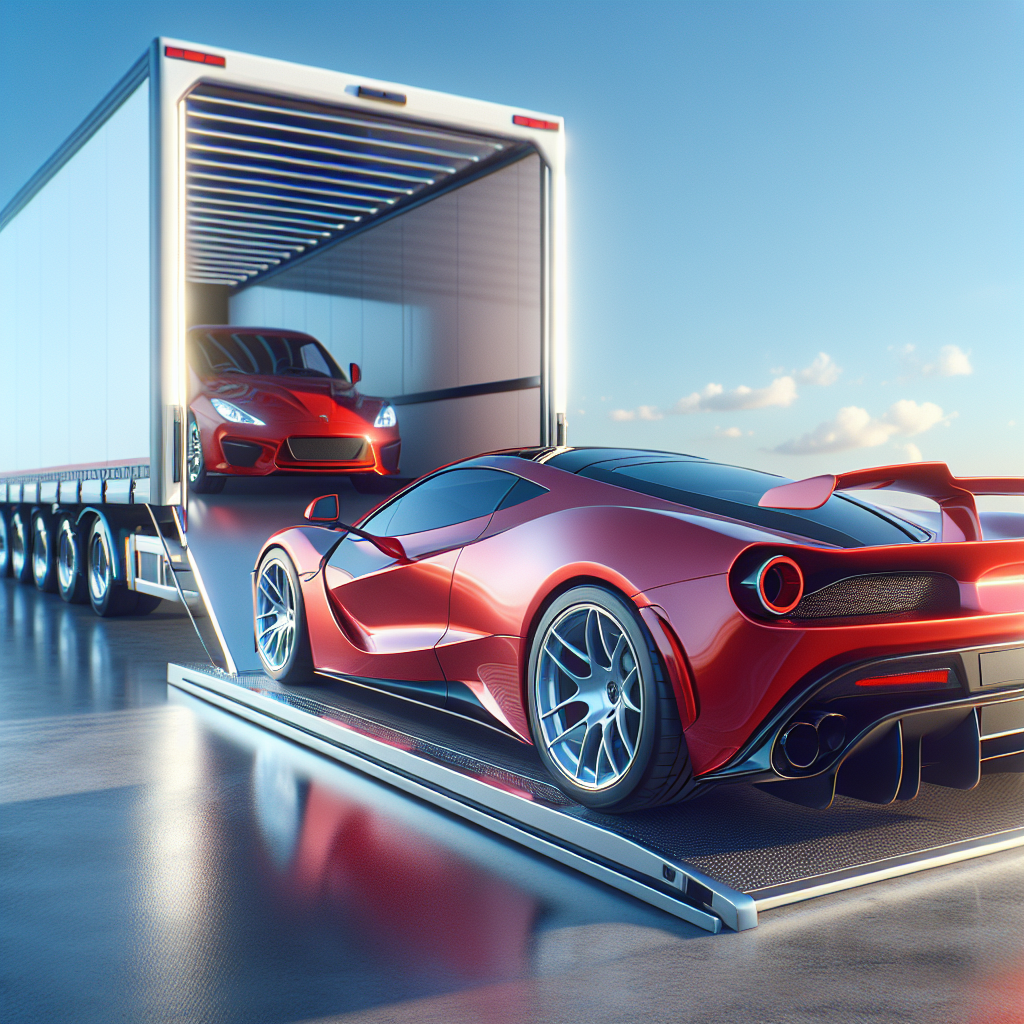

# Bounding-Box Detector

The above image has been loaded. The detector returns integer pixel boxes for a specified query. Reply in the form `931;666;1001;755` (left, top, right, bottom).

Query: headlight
211;398;265;426
373;403;397;429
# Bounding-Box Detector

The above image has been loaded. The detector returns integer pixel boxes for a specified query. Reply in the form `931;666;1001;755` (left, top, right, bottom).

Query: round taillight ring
756;555;804;616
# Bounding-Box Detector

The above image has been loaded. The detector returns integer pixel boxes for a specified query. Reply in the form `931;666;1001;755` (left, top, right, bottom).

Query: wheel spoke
573;723;591;778
546;719;585;749
615;702;637;759
543;645;590;686
550;627;590;668
540;688;583;720
619;667;641;712
600;720;620;779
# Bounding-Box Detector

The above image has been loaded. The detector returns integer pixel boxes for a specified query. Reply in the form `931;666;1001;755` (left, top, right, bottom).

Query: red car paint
189;326;400;479
254;449;1024;796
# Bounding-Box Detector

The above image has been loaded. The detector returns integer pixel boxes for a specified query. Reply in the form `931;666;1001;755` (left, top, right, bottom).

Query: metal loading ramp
168;662;1024;934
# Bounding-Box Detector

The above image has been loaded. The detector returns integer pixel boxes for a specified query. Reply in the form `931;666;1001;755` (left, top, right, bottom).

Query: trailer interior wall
0;82;151;483
227;155;542;477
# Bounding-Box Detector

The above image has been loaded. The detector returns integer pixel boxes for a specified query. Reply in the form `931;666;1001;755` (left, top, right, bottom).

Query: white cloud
715;426;743;438
775;400;950;456
638;405;663;421
900;442;923;463
675;375;798;414
610;408;636;421
925;344;973;377
796;352;842;386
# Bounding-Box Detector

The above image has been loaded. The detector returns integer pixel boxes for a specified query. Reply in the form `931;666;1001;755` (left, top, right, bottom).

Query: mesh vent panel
286;436;369;462
792;573;959;619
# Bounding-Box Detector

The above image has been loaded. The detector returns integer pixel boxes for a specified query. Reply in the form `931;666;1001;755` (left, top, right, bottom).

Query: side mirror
304;494;340;522
349;362;362;385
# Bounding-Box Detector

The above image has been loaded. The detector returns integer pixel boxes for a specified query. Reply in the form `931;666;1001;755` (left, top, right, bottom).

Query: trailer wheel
56;515;89;603
254;548;315;683
187;413;226;494
31;511;58;593
10;510;33;584
0;508;10;577
87;517;138;617
526;586;694;811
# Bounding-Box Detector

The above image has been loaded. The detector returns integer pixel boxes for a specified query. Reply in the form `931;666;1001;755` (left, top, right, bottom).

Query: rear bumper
705;641;1024;807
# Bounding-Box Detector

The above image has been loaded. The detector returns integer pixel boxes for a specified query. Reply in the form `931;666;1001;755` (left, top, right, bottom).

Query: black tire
0;508;10;577
31;510;58;593
86;517;138;617
254;547;315;684
526;585;694;812
10;510;33;584
187;412;226;494
56;515;89;603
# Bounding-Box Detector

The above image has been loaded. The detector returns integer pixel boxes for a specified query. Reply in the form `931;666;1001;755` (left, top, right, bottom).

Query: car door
319;468;520;701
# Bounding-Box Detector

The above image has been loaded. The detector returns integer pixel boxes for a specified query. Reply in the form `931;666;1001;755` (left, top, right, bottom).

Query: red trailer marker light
856;669;950;688
513;114;560;131
165;46;226;67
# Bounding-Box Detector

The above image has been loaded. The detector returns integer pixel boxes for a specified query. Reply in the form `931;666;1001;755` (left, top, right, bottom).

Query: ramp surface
169;662;1024;931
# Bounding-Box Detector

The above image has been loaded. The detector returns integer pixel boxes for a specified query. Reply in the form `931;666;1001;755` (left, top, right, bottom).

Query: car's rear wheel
57;515;89;603
31;511;58;593
187;413;226;495
255;548;315;684
527;586;693;811
10;510;33;584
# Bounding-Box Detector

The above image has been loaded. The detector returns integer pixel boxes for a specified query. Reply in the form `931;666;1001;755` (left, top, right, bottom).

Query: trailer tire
187;413;226;494
57;515;89;603
10;510;33;584
31;511;59;593
254;548;316;684
87;517;138;617
0;508;10;577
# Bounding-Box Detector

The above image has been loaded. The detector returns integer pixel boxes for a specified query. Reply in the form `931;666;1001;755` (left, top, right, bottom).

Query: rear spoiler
758;462;1024;542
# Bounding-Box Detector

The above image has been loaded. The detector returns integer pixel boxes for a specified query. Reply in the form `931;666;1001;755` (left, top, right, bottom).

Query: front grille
792;573;960;619
286;436;369;463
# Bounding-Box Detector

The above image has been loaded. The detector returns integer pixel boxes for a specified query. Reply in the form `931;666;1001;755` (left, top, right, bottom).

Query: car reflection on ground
250;744;540;982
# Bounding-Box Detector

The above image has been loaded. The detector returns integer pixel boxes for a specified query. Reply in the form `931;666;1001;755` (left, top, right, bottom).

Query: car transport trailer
0;37;566;634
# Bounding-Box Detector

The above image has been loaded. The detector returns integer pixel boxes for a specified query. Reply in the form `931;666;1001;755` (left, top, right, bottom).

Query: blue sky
2;0;1021;477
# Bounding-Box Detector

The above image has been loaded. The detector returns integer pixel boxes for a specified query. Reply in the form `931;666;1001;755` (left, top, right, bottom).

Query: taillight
856;669;949;688
745;555;804;616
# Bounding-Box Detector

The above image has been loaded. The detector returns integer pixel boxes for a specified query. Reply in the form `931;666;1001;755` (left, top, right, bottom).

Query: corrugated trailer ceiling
185;85;529;288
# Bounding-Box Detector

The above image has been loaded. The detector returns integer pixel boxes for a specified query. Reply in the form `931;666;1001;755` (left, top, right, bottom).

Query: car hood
201;374;384;421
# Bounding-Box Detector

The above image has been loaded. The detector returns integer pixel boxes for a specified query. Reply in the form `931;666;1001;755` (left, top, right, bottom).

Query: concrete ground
2;575;1023;1024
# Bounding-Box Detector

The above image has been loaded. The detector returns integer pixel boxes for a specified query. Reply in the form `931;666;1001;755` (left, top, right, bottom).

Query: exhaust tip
780;721;819;769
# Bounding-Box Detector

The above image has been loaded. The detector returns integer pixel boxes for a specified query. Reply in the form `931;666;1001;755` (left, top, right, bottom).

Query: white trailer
0;38;566;642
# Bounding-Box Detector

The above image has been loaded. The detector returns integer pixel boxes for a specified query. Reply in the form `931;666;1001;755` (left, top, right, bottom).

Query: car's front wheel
254;548;315;684
187;413;226;495
527;586;694;811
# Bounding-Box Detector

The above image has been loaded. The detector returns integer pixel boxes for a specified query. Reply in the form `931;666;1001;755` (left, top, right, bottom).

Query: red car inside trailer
251;447;1024;813
188;326;401;493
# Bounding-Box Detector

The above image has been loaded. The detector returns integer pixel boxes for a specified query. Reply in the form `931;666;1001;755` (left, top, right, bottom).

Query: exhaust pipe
779;711;847;770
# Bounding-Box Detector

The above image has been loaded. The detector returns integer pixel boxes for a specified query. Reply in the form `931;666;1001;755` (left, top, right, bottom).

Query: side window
496;477;548;511
363;469;518;537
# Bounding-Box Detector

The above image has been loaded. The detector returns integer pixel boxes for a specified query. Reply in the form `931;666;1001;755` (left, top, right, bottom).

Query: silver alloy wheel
0;513;8;574
88;525;112;603
32;516;49;585
187;417;203;484
57;519;78;593
256;557;296;673
535;603;645;791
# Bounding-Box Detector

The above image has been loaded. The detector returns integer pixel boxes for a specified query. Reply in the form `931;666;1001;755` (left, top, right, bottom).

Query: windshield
579;458;924;547
189;331;348;381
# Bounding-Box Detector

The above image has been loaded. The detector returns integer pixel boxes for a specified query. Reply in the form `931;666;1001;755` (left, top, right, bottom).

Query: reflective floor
3;577;1024;1023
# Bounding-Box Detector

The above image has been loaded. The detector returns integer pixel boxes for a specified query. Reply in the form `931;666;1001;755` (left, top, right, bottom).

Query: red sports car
251;447;1024;812
188;326;401;493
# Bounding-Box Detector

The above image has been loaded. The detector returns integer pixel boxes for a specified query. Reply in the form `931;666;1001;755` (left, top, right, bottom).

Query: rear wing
759;463;1024;542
